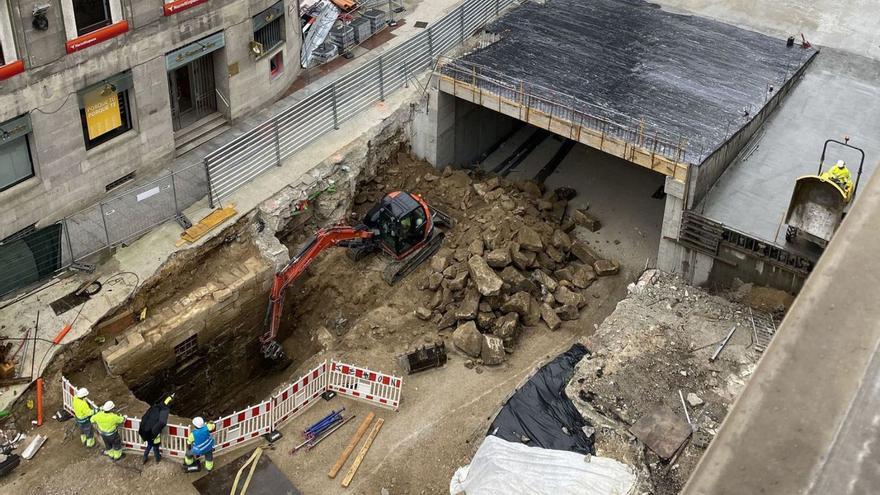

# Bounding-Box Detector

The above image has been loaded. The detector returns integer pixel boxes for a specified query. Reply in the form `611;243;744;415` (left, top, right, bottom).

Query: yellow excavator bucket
784;175;848;246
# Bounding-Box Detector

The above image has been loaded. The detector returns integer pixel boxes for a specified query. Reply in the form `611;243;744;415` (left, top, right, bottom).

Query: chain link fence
206;0;519;206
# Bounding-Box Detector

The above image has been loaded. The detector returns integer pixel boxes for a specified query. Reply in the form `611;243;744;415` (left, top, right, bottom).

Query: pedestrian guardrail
204;0;520;207
2;0;519;301
61;358;402;462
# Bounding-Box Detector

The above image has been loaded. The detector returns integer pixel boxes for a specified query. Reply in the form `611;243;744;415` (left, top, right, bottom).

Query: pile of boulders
414;175;620;366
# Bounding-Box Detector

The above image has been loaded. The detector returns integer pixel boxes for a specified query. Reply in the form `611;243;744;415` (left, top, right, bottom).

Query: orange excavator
260;191;453;359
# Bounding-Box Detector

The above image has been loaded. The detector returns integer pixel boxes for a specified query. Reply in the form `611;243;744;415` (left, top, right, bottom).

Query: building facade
0;0;303;240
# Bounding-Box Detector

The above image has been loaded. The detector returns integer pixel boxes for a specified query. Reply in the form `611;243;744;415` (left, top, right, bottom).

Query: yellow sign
84;87;122;140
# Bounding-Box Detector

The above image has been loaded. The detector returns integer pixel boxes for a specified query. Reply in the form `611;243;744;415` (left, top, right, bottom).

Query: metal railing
0;162;207;298
205;0;519;206
438;58;692;164
1;0;518;299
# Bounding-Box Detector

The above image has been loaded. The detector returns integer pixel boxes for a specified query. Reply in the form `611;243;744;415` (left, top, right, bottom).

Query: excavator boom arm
260;226;375;356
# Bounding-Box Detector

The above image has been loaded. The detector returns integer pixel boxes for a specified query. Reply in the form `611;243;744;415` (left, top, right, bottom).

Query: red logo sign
65;21;130;54
163;0;209;16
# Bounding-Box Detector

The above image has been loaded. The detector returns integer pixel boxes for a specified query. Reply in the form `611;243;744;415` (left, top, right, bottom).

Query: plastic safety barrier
271;361;328;428
60;357;402;461
213;400;273;453
60;376;190;459
327;360;403;410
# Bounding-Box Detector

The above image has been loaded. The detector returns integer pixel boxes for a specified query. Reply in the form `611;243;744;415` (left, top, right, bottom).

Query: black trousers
143;438;161;460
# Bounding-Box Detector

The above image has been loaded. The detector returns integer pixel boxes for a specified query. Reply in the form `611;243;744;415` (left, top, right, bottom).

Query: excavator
260;191;453;360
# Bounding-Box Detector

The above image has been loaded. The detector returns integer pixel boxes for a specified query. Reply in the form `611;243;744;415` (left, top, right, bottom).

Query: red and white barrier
61;376;189;459
271;361;328;428
213;400;273;453
327;360;403;410
61;357;403;461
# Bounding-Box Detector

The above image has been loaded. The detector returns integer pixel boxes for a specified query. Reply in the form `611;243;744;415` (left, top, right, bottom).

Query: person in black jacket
138;395;174;464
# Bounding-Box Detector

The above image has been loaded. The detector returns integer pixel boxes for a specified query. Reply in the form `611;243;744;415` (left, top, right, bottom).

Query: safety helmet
76;388;89;399
102;401;115;412
835;160;847;168
193;416;205;428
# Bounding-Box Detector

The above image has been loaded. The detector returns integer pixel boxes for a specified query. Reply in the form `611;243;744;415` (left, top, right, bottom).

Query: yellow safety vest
72;397;94;421
91;411;125;435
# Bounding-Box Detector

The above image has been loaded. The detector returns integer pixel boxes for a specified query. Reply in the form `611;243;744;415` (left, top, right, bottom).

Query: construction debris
397;341;448;374
21;435;46;460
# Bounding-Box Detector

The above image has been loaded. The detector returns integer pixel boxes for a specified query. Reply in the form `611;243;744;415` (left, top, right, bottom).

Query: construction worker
184;416;216;471
821;160;854;197
72;388;97;448
138;395;174;464
91;401;125;462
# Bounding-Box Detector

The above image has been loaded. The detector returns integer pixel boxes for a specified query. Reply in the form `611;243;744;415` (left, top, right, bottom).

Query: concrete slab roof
699;50;880;248
454;0;816;164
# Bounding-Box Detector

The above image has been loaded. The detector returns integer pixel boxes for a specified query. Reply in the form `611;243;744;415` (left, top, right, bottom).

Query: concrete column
60;0;78;40
410;86;456;168
657;175;687;275
0;2;15;60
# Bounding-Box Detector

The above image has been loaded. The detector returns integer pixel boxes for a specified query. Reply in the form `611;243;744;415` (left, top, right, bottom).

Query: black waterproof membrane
488;343;594;454
451;0;817;163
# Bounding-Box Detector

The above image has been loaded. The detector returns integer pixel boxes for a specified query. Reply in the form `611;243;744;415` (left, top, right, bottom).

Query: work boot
205;460;214;471
86;437;95;448
155;455;162;464
80;434;87;445
143;455;149;465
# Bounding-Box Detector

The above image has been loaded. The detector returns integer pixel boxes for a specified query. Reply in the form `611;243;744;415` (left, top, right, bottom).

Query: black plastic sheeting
488;343;594;454
453;0;816;163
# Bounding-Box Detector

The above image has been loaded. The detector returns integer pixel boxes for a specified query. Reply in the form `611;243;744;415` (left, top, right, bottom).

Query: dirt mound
279;154;621;368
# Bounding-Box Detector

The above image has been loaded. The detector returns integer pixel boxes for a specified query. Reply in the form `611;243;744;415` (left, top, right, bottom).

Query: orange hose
52;324;72;345
36;378;44;426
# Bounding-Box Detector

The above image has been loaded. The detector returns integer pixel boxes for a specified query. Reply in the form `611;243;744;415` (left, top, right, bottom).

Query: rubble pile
390;171;621;365
564;270;772;494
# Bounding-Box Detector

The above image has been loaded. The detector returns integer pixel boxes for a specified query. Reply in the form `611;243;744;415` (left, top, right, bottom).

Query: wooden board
176;204;237;246
341;418;384;488
328;412;374;478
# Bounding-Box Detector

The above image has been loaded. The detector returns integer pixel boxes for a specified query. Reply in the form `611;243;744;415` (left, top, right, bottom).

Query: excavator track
383;231;445;285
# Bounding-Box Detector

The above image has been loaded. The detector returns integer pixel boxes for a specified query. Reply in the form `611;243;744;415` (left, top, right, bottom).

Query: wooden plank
341;418;384;488
328;412;375;479
176;204;237;246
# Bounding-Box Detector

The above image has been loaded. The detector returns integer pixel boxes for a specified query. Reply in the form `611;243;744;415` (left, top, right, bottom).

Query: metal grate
748;308;777;354
174;335;198;363
255;17;284;54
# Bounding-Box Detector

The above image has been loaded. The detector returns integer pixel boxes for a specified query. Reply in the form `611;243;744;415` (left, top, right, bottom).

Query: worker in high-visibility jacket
72;388;97;448
138;395;174;464
821;160;854;198
91;401;126;462
184;416;216;471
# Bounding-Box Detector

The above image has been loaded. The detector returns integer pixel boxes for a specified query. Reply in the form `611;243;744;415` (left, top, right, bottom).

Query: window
0;115;35;192
78;72;134;150
270;51;284;77
253;2;285;56
174;335;198;363
73;0;113;36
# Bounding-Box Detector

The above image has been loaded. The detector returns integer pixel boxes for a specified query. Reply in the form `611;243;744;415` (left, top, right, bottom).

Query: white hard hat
836;160;847;167
102;401;115;412
193;416;205;428
76;388;89;399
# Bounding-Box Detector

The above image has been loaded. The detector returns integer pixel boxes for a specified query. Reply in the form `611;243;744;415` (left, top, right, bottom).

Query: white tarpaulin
450;436;637;495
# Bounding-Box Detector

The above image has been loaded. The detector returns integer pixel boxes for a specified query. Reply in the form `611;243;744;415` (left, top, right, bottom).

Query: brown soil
0;154;636;495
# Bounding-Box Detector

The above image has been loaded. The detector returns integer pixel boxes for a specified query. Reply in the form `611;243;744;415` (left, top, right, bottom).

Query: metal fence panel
204;0;516;207
103;175;177;245
65;204;109;260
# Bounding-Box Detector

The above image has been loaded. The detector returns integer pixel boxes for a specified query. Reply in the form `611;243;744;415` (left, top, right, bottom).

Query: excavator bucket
784;175;848;247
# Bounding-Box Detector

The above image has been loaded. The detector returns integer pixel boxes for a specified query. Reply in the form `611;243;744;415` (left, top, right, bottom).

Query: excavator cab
364;192;431;259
